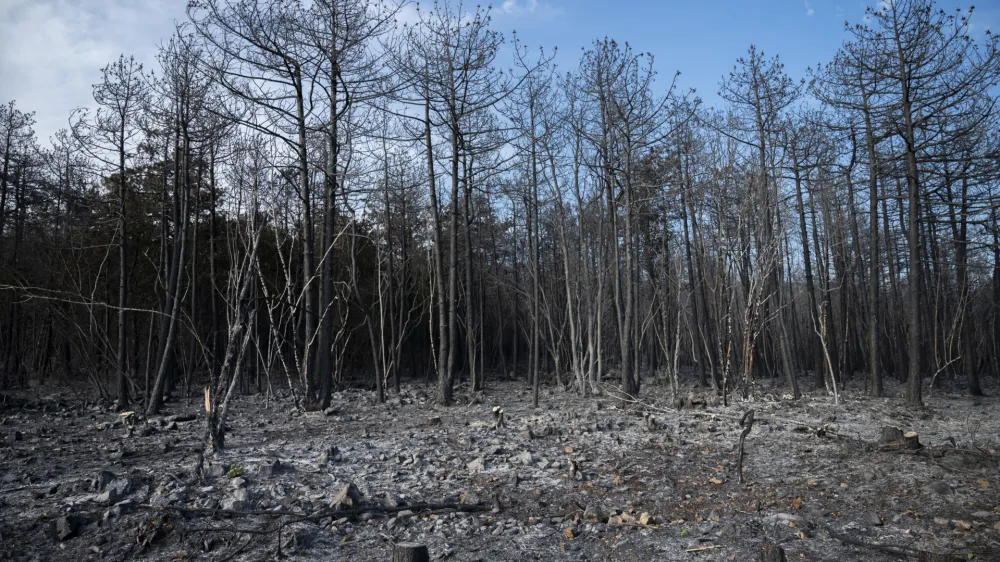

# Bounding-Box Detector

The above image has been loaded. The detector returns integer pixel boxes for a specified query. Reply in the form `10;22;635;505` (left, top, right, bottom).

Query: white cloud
0;0;183;144
501;0;540;16
804;1;815;17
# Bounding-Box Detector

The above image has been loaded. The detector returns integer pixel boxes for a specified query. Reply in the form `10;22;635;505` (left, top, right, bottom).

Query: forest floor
1;373;999;562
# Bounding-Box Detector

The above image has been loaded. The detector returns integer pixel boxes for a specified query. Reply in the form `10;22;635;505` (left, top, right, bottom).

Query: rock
332;483;363;508
865;512;883;526
466;457;485;473
928;481;951;495
97;478;131;505
52;515;83;541
318;445;340;465
384;492;405;507
221;488;251;511
767;513;803;526
861;470;876;483
203;463;226;480
230;477;247;489
933;517;950;526
514;451;533;465
94;470;116;492
258;459;281;477
583;505;604;522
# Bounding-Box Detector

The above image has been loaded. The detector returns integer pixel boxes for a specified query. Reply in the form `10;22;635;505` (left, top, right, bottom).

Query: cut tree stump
880;427;921;450
880;426;904;443
391;543;429;562
759;542;787;562
902;431;921;450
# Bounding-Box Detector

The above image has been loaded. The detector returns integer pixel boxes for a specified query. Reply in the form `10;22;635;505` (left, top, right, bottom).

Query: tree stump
902;431;921;450
391;543;429;562
880;426;904;443
760;542;787;562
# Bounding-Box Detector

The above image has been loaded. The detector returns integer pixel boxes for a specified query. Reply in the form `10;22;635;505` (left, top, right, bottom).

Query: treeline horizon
1;0;999;419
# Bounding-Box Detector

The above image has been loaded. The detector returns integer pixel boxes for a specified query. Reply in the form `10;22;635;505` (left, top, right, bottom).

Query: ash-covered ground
1;375;998;561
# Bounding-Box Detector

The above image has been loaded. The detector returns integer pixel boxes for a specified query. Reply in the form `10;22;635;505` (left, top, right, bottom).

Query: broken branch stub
738;409;756;484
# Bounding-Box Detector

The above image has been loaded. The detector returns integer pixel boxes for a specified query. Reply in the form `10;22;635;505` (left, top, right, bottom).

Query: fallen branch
138;499;493;522
685;544;721;553
825;525;919;558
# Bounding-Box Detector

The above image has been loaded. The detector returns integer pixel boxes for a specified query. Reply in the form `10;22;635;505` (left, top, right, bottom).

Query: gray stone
583;505;604;522
318;445;340;465
331;483;362;508
865;511;883;526
97;478;131;505
767;513;803;526
203;464;226;480
928;481;951;495
466;457;485;473
221;488;252;511
95;470;116;492
52;516;81;541
514;451;533;465
257;459;281;477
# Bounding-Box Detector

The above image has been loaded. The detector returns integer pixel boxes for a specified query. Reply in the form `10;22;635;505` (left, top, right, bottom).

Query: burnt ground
0;374;998;562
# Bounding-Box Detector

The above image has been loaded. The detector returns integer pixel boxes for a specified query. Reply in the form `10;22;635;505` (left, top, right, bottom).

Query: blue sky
495;0;999;105
1;0;997;142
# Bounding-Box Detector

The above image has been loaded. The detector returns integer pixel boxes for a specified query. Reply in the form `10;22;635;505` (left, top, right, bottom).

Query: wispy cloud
496;0;562;24
804;0;815;17
501;0;539;16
